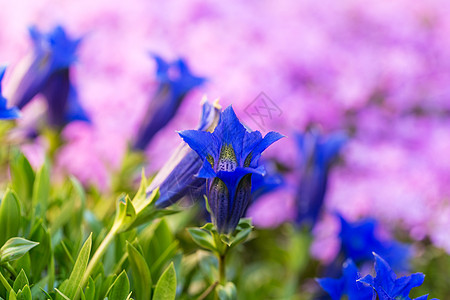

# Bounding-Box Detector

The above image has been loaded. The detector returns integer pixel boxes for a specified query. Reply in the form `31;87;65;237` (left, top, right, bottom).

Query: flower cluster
179;106;283;233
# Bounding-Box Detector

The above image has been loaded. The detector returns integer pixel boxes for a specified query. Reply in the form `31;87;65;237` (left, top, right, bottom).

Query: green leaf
153;263;177;300
57;234;92;300
54;288;70;300
15;285;31;300
13;270;29;293
126;242;151;300
84;277;95;300
0;189;21;246
9;289;17;300
32;161;50;218
114;195;137;233
0;238;39;264
187;228;216;253
9;150;35;210
106;270;130;300
28;220;51;281
140;219;178;280
217;282;237;300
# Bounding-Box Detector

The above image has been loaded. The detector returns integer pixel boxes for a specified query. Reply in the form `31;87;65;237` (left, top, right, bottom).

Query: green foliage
0;238;39;264
153;263;176;300
0;146;446;300
126;242;151;300
0;190;21;246
57;234;92;300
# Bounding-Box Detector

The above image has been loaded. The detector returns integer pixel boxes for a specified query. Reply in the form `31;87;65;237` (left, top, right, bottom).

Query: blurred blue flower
133;54;206;150
338;214;410;271
179;106;283;233
317;259;374;300
0;67;20;120
150;98;221;208
359;253;438;300
295;128;347;227
8;25;89;128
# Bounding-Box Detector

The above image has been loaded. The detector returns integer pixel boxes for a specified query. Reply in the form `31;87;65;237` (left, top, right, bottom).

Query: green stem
0;270;12;293
218;253;226;285
4;263;17;278
198;281;218;300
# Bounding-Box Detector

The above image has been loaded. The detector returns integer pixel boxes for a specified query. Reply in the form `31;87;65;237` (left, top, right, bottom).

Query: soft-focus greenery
0;137;445;299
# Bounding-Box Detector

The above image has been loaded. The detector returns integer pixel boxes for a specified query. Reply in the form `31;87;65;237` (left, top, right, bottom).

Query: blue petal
372;252;399;293
317;277;344;300
178;130;218;162
246;131;284;167
227;173;252;233
213;106;247;161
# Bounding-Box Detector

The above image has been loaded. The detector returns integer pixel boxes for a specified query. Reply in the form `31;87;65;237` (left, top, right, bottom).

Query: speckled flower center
217;144;237;172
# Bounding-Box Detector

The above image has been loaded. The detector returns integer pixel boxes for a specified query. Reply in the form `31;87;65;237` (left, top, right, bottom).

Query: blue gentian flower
8;25;89;128
338;214;410;271
359;253;438;300
149;98;221;208
317;259;374;300
179;106;284;233
295;128;347;227
0;67;20;120
133;55;206;150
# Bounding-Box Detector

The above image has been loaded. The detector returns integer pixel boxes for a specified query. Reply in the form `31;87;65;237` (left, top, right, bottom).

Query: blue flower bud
8;25;89;128
133;55;205;150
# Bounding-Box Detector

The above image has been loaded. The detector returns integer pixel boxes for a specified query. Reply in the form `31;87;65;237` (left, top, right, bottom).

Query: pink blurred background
1;0;450;260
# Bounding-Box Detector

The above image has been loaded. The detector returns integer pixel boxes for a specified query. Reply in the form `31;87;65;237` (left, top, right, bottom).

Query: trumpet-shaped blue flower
149;99;221;208
317;259;374;300
0;67;20;120
8;25;89;128
133;55;206;150
359;253;438;300
338;215;410;271
295;128;347;227
179;106;283;233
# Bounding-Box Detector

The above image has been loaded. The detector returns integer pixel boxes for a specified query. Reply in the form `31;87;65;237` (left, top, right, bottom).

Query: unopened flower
133;55;205;150
149;98;221;208
0;67;20;120
295;128;347;227
179;106;283;233
7;25;89;128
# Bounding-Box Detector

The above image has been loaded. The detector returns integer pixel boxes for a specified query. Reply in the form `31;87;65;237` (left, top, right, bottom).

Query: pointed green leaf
13;270;29;293
153;263;176;300
106;270;130;300
57;234;92;300
29;220;51;281
32;161;50;217
0;238;39;264
16;285;31;300
9;289;17;300
9;151;35;209
126;242;151;300
187;228;216;252
0;189;21;246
